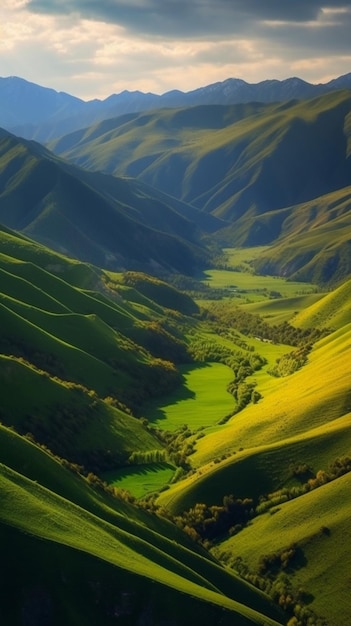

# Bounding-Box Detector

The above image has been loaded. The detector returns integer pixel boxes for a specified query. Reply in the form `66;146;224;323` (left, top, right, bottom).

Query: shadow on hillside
106;463;174;482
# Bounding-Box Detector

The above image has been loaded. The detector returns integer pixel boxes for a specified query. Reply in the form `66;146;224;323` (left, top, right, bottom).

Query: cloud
1;1;350;99
25;0;351;39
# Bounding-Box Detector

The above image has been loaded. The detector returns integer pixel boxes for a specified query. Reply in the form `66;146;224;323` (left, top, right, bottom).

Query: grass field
198;247;321;307
201;267;318;299
143;362;235;431
103;463;176;499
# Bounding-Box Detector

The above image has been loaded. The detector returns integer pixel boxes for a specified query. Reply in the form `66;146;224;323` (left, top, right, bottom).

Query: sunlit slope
241;293;324;325
158;410;351;513
158;323;351;510
0;427;284;626
292;277;351;329
214;472;351;626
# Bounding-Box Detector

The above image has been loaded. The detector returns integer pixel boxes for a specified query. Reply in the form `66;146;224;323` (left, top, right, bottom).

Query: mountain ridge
2;72;351;142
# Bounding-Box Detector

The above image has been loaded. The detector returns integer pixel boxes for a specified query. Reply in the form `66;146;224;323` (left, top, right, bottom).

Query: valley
0;79;351;625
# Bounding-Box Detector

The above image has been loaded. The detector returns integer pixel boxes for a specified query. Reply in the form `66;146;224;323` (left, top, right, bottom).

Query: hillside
155;277;351;624
0;225;202;469
0;128;213;276
52;91;351;220
227;186;351;285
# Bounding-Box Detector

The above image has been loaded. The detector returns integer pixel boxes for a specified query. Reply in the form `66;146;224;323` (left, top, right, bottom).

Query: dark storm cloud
26;0;351;39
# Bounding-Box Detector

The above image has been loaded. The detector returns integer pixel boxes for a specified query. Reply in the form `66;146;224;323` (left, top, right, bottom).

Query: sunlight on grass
143;363;235;431
103;463;175;499
200;247;319;302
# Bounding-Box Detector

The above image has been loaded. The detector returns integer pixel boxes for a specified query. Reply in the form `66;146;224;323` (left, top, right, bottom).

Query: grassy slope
292;277;351;329
0;355;160;465
0;425;284;625
214;472;351;626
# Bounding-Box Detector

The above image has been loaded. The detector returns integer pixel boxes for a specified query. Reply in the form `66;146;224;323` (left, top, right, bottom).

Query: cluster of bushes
203;303;328;346
268;344;312;377
221;555;326;626
173;495;254;544
125;357;182;411
128;449;167;464
256;456;351;515
150;424;196;471
130;320;190;363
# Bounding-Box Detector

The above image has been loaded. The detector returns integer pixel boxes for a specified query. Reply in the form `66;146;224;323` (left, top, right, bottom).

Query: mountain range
49;90;351;286
1;72;351;142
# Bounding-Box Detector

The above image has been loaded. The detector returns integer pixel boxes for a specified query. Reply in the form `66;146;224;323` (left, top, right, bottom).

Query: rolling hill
0;224;202;468
0;425;285;626
1;76;351;624
224;185;351;285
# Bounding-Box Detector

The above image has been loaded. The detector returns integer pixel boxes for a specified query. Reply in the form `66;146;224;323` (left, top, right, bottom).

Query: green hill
213;471;351;626
0;128;212;275
0;225;200;469
292;277;351;329
244;186;351;285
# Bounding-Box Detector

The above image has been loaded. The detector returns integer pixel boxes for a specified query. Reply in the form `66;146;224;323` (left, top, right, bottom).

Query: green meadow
201;265;318;299
143;362;235;431
103;463;176;499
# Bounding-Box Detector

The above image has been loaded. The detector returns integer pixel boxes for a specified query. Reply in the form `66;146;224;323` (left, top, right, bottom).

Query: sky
1;0;351;101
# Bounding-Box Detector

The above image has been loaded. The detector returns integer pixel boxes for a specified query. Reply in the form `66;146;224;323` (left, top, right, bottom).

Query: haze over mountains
1;72;351;142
